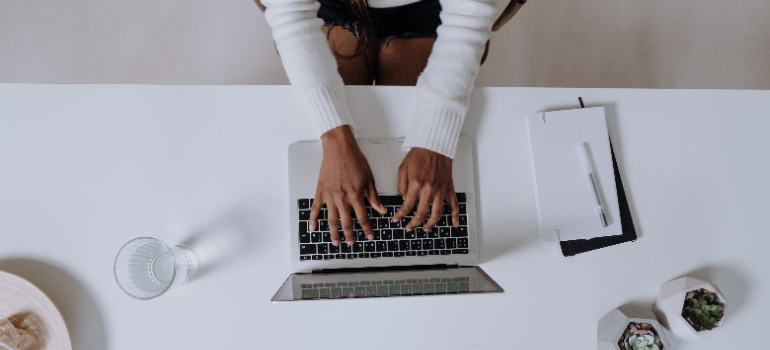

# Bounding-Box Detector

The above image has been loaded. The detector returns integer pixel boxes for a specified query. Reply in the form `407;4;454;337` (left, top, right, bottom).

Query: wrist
321;125;357;151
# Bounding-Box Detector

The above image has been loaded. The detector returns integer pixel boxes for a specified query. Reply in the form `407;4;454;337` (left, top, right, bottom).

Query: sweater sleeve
403;0;497;159
263;0;355;136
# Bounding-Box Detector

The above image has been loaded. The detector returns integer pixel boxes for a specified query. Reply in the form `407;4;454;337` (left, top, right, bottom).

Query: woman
262;0;497;247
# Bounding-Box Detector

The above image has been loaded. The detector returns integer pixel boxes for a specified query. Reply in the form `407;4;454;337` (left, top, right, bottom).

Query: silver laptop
272;137;503;301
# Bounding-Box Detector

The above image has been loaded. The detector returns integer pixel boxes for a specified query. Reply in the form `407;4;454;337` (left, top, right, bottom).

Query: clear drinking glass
114;237;198;300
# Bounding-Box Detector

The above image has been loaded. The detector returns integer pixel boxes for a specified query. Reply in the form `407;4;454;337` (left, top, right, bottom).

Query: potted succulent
654;276;727;341
598;305;671;350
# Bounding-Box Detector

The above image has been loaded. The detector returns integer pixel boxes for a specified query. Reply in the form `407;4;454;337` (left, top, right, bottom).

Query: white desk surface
1;85;768;349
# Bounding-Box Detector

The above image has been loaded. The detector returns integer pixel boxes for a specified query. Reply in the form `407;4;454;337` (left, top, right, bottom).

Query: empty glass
114;237;198;300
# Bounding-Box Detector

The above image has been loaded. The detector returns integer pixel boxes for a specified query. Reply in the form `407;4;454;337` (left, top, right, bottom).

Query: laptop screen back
272;266;503;301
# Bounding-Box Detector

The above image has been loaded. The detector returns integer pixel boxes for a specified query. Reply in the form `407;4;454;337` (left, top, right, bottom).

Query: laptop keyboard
297;194;469;261
300;277;471;299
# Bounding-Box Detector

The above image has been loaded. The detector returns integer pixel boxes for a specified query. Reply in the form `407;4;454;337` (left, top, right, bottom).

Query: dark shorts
317;0;442;43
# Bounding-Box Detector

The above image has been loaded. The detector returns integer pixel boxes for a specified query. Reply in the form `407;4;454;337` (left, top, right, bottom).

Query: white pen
578;143;609;227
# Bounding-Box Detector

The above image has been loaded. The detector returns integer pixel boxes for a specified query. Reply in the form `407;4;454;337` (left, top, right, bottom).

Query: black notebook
559;141;637;256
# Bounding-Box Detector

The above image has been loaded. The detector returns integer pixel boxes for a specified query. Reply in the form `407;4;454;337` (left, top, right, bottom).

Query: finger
351;196;375;240
423;195;443;230
394;184;419;225
406;191;431;231
397;164;408;198
309;195;322;231
327;203;341;246
337;200;356;245
367;177;386;214
448;189;460;228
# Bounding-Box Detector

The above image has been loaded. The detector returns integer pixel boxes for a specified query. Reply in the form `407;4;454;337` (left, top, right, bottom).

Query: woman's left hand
392;148;459;232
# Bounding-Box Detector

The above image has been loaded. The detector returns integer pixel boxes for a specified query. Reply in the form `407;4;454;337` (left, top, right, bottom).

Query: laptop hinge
312;264;458;275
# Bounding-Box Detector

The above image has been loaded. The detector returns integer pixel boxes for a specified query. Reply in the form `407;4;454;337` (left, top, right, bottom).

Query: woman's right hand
309;125;387;246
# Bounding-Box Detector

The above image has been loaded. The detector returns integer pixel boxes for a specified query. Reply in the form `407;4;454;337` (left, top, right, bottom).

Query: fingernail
391;218;397;222
347;240;356;245
406;227;412;232
332;240;340;246
367;234;374;240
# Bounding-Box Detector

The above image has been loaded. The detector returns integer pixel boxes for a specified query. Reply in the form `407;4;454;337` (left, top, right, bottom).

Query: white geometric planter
654;276;727;341
598;305;671;350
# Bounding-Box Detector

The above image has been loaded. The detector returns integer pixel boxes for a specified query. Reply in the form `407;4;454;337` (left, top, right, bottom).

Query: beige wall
1;0;769;89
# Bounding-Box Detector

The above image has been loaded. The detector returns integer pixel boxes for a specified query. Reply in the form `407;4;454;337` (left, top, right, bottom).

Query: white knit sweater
263;0;496;158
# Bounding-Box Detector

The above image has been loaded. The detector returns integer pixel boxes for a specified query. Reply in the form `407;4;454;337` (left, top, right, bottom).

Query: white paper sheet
526;107;622;242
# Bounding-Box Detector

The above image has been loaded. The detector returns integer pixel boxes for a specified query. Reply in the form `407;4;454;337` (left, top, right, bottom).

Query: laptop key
300;244;316;255
382;252;394;257
319;288;331;298
335;254;346;259
312;255;323;260
394;252;405;257
358;253;370;258
401;217;411;228
416;228;427;238
364;241;375;252
434;239;445;249
299;199;310;209
378;218;390;229
459;204;466;214
353;242;364;253
428;227;439;238
299;210;311;220
422;239;433;250
323;255;334;260
451;227;468;237
329;244;340;254
446;238;457;249
300;256;311;261
386;206;396;218
411;240;422;250
372;229;380;240
440;250;451;255
380;229;392;240
346;254;357;259
406;251;417;256
452;249;469;254
456;193;466;203
399;240;410;251
299;222;310;243
371;253;382;258
417;250;428;256
311;232;322;243
317;243;329;254
319;220;329;231
341;244;352;253
357;231;366;242
442;205;451;215
458;238;468;248
439;227;450;237
393;229;405;240
380;196;403;206
459;215;467;226
376;241;387;252
387;241;399;251
389;219;401;228
428;250;440;255
405;230;416;239
437;216;447;227
322;232;332;243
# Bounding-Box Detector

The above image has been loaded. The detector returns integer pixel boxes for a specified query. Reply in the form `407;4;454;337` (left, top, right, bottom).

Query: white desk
1;85;768;349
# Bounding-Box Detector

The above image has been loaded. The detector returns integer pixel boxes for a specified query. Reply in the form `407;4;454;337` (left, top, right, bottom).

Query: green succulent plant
625;330;659;350
682;290;724;331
